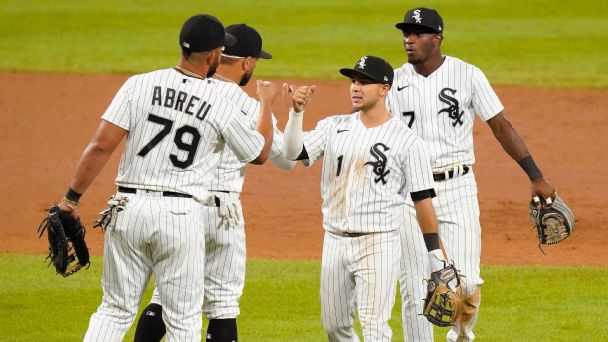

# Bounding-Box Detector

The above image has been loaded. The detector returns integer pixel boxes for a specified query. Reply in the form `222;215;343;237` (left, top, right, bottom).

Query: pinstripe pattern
321;230;400;342
145;79;286;322
85;68;266;341
387;57;501;342
149;191;246;320
207;79;285;193
102;69;265;202
300;112;435;341
386;56;503;169
84;193;205;342
303;113;434;234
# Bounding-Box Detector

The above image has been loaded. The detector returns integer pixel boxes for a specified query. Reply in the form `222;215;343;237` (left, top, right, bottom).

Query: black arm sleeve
410;188;437;202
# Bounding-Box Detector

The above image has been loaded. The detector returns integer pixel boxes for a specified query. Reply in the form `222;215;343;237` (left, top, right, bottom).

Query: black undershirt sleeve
296;146;309;161
410;188;437;202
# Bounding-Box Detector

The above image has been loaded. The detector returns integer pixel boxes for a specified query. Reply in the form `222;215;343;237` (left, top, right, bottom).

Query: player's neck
176;58;208;80
359;103;392;128
213;65;239;83
413;54;445;77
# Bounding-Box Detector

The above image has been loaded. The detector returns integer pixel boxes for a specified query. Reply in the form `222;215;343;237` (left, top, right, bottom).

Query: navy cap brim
339;68;386;84
395;22;440;33
259;50;272;59
224;33;236;47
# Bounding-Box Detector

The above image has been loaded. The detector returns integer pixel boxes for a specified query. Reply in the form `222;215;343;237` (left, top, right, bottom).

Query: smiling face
349;73;389;112
402;26;442;65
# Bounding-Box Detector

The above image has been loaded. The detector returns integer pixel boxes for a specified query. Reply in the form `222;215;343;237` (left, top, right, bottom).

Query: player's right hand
256;80;278;104
287;84;316;113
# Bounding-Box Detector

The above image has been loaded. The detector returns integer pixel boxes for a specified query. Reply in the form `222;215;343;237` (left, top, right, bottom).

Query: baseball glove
529;194;575;245
37;205;90;277
423;262;462;327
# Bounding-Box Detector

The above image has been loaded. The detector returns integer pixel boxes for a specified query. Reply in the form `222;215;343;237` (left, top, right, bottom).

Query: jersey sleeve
403;138;435;195
301;116;334;167
101;76;135;130
236;96;283;159
220;100;265;163
471;67;504;121
269;115;284;159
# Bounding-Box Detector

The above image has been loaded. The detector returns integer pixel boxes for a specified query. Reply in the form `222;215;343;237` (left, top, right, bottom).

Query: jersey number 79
137;113;201;169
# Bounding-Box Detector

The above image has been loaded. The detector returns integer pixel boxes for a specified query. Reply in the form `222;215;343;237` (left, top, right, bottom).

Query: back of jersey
102;68;250;201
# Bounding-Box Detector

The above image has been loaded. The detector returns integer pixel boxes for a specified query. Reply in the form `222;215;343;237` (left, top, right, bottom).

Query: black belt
332;231;369;238
118;186;192;198
433;165;470;182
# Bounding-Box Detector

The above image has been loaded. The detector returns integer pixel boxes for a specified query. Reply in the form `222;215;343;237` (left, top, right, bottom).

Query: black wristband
518;155;543;181
65;188;82;203
423;233;440;252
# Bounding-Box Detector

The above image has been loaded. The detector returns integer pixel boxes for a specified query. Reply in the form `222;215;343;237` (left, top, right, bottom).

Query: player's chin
406;54;420;64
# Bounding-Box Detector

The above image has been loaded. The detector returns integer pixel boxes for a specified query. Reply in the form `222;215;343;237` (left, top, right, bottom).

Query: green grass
1;254;607;341
0;0;607;87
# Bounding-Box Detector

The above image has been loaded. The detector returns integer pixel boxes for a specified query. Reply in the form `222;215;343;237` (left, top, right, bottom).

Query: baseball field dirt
1;72;605;266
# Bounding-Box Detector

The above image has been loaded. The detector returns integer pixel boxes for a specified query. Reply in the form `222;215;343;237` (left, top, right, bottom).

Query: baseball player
133;23;295;342
283;55;449;342
54;14;277;342
388;8;556;342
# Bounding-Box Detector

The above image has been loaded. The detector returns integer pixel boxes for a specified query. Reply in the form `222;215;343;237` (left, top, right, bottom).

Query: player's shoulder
207;78;245;96
443;56;484;74
387;116;426;146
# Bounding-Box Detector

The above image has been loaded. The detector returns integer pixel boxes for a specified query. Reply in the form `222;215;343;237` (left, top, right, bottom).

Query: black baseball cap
395;7;443;33
179;14;236;53
223;24;272;59
339;55;394;86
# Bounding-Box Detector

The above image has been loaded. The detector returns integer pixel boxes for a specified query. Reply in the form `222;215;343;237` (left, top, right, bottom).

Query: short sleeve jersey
302;113;434;234
101;68;264;201
386;56;504;168
206;79;285;193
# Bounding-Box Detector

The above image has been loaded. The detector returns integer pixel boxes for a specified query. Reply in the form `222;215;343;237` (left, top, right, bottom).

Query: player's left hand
219;201;242;229
256;80;278;104
530;177;556;208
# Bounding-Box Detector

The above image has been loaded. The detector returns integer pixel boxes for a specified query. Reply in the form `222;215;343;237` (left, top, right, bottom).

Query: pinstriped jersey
206;78;285;193
302;113;434;234
101;68;264;201
386;56;503;169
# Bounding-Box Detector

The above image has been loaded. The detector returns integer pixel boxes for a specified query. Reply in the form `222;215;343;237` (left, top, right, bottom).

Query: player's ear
241;57;250;72
208;47;222;65
379;84;390;96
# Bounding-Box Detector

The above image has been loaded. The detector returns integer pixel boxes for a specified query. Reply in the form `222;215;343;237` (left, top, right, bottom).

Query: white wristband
289;108;304;117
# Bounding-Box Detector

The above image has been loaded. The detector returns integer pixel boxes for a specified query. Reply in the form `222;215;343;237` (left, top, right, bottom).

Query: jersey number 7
402;111;415;128
137;113;201;169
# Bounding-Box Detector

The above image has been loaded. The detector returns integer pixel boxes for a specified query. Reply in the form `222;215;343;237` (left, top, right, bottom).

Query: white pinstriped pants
83;193;206;342
150;192;246;319
399;172;483;342
321;230;400;342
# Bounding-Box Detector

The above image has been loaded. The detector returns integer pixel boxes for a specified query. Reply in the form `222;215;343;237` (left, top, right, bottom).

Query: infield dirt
1;72;605;266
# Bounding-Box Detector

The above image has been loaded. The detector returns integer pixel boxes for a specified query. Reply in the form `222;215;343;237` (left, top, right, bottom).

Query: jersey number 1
137;113;201;169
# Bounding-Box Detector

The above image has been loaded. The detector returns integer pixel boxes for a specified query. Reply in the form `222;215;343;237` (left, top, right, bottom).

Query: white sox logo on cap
358;56;367;69
412;9;422;23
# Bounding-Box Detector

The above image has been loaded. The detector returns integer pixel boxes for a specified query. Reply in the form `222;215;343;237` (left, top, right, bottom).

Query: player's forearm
488;113;530;161
488;113;544;181
413;198;439;235
250;101;274;165
69;143;116;195
68;120;127;197
283;109;304;160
